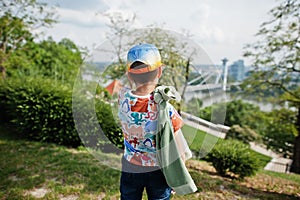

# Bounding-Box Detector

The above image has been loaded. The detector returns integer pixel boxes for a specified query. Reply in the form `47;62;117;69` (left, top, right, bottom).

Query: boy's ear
157;67;162;78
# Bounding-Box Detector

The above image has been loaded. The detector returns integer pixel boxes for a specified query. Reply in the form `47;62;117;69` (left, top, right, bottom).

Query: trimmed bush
0;78;122;148
206;139;260;179
0;78;79;146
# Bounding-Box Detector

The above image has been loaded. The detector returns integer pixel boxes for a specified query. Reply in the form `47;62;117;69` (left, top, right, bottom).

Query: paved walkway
249;142;279;158
249;142;292;173
264;157;293;173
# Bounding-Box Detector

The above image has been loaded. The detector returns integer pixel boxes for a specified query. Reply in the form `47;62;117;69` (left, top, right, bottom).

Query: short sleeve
118;87;129;106
168;104;184;133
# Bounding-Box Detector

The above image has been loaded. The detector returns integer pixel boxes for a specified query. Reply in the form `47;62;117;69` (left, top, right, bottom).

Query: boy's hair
128;61;159;85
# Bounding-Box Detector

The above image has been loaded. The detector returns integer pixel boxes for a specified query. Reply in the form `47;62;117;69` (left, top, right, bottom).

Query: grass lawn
182;125;217;151
0;126;120;200
1;125;300;199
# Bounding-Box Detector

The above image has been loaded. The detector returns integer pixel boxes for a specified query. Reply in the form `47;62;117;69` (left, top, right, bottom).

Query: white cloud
56;7;106;28
40;0;278;65
40;0;108;11
189;3;211;23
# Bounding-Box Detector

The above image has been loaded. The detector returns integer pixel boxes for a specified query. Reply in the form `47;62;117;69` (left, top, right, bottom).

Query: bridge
185;83;223;92
184;58;233;92
185;82;240;92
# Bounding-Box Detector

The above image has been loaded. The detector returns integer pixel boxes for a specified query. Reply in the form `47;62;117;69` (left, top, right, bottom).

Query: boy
118;43;194;200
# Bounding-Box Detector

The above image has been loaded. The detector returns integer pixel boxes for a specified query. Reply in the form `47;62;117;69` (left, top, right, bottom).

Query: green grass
0;125;120;200
1;124;299;200
253;150;272;168
261;170;300;183
182;125;219;152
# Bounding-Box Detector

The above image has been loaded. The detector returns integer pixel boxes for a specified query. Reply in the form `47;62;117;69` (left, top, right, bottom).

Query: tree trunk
290;106;300;174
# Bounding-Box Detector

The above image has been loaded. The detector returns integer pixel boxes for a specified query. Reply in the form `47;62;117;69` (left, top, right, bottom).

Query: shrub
0;78;79;146
206;139;260;179
0;78;122;148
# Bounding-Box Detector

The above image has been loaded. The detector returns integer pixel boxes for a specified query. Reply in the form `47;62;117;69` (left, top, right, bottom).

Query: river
184;89;281;112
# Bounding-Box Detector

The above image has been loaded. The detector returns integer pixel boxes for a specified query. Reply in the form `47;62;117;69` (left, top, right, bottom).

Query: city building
228;60;246;82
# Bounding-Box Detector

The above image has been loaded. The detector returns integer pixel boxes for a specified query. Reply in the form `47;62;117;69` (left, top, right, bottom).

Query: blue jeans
120;170;172;200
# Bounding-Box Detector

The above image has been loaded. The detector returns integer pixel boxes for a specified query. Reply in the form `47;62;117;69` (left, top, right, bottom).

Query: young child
118;43;195;200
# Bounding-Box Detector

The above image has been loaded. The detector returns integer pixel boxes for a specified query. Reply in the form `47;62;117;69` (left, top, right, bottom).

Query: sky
39;0;278;66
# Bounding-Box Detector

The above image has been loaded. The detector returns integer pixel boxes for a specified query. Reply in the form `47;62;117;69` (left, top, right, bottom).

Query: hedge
0;78;122;149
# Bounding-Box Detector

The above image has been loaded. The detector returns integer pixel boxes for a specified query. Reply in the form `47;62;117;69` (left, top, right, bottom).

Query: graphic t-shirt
118;87;183;167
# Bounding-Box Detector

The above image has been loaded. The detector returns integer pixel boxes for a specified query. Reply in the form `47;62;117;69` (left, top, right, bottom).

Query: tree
0;0;56;79
243;0;300;173
263;108;297;157
99;11;136;81
28;38;83;84
100;12;197;113
199;100;261;127
0;13;33;78
2;36;83;84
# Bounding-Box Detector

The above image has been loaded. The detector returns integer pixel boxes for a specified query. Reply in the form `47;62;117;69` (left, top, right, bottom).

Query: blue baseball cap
127;43;163;74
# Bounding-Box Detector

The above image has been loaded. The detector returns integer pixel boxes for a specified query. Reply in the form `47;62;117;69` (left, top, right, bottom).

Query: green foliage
183;97;203;116
0;78;79;146
3;45;35;77
0;0;57;28
29;38;83;84
0;15;82;82
102;62;126;81
3;37;83;84
242;0;299;97
95;100;123;149
242;0;300;173
0;13;33;52
0;78;122;148
199;99;261;126
199;100;296;157
0;0;56;78
226;125;262;144
206;140;260;179
262;108;297;157
0;13;34;79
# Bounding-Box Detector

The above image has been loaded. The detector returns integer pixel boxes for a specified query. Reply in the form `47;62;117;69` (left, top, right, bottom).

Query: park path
249;142;292;173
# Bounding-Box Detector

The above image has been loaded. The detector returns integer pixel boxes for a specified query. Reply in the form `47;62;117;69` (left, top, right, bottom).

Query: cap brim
128;67;152;74
128;64;164;74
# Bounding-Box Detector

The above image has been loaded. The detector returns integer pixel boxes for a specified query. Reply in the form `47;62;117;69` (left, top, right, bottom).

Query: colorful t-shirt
118;87;183;167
